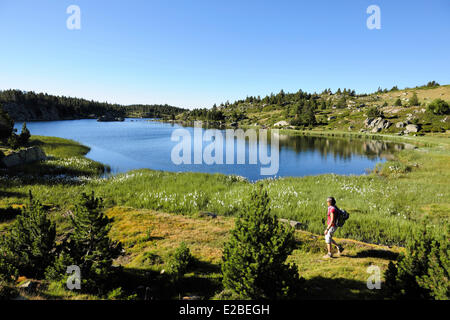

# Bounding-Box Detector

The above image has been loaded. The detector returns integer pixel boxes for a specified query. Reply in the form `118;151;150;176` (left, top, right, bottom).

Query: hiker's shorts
325;226;337;244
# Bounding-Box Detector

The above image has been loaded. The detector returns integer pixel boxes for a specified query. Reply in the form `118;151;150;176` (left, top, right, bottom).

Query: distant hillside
0;89;186;121
179;82;450;135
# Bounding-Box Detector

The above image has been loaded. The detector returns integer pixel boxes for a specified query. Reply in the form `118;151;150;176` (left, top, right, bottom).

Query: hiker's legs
331;239;339;248
325;227;336;255
326;243;332;254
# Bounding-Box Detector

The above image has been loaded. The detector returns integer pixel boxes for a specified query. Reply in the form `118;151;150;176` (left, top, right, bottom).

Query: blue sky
0;0;449;109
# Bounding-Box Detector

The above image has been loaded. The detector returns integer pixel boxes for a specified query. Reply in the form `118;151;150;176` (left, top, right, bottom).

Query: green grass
1;130;449;299
2;132;449;246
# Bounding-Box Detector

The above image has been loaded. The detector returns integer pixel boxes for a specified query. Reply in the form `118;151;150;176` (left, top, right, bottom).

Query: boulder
274;120;289;127
371;127;382;133
395;122;405;128
279;218;303;230
364;118;374;127
404;124;420;133
365;117;391;131
0;147;46;168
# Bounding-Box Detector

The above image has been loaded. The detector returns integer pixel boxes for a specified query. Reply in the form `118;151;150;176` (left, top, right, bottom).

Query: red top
327;206;336;227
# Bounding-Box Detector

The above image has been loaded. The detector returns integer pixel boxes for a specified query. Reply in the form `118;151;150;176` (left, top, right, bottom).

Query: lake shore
2;130;449;245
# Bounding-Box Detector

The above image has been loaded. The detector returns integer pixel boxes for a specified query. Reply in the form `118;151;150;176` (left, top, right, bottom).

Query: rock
327;116;336;121
198;211;217;219
365;117;391;131
0;146;46;168
404;124;420;133
348;126;354;131
371;127;382;133
274;120;289;127
395;122;405;128
364;118;374;127
279;218;303;230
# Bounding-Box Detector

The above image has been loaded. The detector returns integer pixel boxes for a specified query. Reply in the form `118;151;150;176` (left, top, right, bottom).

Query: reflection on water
278;135;405;162
14;119;406;181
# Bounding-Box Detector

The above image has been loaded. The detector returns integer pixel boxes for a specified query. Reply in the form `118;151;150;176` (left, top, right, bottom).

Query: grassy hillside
179;84;450;135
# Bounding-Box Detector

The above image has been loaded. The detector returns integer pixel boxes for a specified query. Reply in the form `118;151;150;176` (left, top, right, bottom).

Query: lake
15;119;405;181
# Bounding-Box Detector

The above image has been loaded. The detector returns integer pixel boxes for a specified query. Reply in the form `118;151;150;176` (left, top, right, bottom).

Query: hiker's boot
338;246;344;255
323;252;333;259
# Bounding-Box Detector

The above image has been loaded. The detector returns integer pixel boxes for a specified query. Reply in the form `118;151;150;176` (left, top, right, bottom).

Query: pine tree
19;122;31;146
222;185;301;299
0;104;14;140
0;192;56;279
68;192;122;293
409;92;419;106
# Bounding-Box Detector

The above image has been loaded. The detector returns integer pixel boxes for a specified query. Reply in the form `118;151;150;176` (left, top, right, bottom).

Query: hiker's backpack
335;207;350;227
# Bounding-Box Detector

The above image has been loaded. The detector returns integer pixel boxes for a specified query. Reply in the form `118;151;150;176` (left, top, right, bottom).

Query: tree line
0;89;186;120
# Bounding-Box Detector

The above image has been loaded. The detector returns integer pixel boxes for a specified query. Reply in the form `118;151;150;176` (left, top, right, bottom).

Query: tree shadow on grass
0;190;27;199
0;206;22;222
300;276;386;300
346;249;399;261
118;259;223;300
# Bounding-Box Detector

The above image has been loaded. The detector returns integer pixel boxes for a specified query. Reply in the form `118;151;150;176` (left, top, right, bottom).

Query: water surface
15;119;404;181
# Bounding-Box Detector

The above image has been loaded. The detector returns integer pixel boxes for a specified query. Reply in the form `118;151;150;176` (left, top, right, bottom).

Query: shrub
394;98;402;107
366;107;384;119
427;99;449;115
221;185;301;299
385;225;449;300
0;193;56;279
167;242;194;278
7;133;20;150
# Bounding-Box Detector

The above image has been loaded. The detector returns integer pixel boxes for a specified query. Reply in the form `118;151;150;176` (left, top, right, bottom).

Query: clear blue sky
0;0;449;109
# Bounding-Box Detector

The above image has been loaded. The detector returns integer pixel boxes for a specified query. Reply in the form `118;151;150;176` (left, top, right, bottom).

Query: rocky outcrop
364;117;392;133
274;120;289;127
0;146;46;168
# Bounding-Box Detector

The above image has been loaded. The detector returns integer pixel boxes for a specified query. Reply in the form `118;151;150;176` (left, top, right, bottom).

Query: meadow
1;132;449;247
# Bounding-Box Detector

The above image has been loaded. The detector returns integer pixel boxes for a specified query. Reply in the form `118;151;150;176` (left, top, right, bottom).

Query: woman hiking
324;197;344;258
